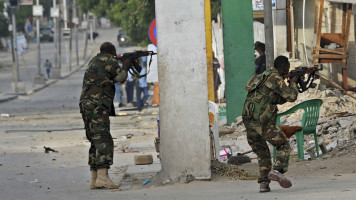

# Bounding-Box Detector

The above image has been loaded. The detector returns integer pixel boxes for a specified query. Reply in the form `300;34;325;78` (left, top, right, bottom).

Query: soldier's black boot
259;182;271;192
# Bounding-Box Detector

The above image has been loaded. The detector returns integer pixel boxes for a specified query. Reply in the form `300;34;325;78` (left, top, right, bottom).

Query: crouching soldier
242;56;299;192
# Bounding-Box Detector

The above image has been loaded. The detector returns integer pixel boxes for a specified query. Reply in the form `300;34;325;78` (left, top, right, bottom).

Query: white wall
156;0;211;183
274;0;288;56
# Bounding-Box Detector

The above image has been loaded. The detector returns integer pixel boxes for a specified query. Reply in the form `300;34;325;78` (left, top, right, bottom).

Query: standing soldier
242;56;299;192
79;42;132;189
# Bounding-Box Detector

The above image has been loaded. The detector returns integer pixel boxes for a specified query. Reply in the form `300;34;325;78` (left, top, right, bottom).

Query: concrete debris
178;173;195;184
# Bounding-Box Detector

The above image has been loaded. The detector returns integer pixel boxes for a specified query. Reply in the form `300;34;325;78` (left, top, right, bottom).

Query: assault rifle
284;65;323;93
116;51;157;78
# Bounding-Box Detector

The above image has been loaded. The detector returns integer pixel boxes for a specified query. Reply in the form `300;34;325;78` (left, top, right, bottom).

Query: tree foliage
0;0;9;37
77;0;155;46
0;0;53;38
211;0;221;22
76;0;221;46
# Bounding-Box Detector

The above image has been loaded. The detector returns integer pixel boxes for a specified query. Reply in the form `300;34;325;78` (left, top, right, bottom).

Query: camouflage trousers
80;102;114;171
243;119;291;183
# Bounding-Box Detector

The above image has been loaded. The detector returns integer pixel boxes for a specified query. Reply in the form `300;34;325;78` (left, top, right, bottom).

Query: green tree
15;0;53;32
77;0;155;46
0;0;9;38
211;0;221;22
76;0;221;46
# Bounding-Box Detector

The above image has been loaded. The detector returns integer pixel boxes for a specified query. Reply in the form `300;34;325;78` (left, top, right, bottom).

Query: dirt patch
211;159;258;180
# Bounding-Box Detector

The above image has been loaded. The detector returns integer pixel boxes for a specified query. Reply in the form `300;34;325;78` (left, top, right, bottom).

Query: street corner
118;163;162;191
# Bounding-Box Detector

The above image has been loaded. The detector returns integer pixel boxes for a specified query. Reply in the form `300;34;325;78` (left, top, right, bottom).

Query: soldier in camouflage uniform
79;42;132;189
242;56;299;192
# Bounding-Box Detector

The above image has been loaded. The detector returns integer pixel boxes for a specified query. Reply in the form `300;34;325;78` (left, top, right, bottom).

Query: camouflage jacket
79;53;127;114
242;67;298;125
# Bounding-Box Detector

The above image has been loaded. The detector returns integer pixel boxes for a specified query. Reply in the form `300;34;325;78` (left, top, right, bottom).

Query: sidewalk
0;51;92;103
0;64;84;103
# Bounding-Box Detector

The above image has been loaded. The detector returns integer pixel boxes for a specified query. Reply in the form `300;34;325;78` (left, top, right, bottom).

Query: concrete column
222;0;255;125
264;0;275;68
156;0;211;182
205;0;214;102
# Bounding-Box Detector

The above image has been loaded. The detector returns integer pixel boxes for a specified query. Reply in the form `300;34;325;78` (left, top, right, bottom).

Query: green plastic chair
273;99;323;161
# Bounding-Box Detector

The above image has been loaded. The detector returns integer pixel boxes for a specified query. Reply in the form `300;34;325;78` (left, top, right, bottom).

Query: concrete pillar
156;0;211;182
222;0;255;125
205;0;214;102
264;0;275;68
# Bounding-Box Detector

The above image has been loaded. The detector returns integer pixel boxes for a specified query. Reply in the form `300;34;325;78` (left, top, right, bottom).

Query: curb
0;95;18;103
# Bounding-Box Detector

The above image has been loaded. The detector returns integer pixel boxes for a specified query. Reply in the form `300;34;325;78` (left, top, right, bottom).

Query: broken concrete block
327;127;338;133
134;155;153;165
338;120;353;128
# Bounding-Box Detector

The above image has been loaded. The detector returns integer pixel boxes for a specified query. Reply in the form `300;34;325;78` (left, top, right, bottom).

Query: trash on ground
227;154;251;165
142;178;151;186
126;134;134;139
1;113;10;118
44;146;58;153
219;147;232;161
30;179;39;183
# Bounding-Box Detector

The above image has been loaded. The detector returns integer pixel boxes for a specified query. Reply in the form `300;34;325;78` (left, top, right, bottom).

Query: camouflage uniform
242;67;298;183
79;53;127;171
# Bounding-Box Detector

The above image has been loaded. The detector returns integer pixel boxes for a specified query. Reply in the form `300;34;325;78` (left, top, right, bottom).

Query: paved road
0;28;142;102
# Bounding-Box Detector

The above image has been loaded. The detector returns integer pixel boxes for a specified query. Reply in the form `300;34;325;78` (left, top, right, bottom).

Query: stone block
134;154;153;165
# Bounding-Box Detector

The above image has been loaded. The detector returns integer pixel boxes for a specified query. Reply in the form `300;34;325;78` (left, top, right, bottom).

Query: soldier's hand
290;76;298;83
122;59;132;71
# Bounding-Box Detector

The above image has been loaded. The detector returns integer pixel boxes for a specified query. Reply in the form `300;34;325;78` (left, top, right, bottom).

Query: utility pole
33;0;45;84
58;7;61;70
73;0;79;66
89;13;93;42
264;0;275;68
63;0;71;71
11;7;19;84
68;0;72;72
51;0;58;68
83;13;88;61
50;0;61;79
7;2;19;93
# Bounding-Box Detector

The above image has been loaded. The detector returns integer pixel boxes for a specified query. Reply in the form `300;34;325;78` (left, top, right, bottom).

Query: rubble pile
219;88;356;159
279;88;356;156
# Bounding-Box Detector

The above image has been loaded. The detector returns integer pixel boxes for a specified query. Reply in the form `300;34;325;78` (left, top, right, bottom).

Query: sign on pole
32;5;43;16
50;7;59;18
19;0;33;5
148;18;157;46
